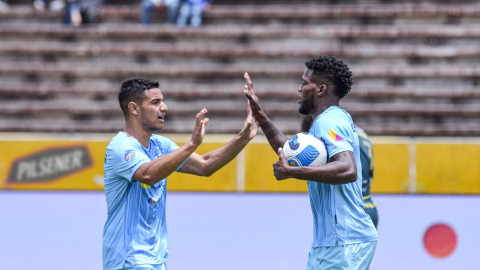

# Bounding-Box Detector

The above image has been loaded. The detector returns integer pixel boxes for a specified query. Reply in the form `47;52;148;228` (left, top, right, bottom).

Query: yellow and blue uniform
306;106;377;269
102;132;186;270
356;126;378;228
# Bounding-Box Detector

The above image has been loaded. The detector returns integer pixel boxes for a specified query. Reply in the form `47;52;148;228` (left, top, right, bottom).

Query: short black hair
118;78;159;117
305;56;353;99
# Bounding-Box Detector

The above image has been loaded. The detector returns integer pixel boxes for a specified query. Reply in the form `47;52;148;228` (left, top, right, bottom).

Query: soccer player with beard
103;78;257;270
243;56;377;269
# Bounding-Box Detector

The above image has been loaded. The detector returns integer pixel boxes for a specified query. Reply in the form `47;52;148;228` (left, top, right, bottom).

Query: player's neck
311;100;340;120
124;121;153;149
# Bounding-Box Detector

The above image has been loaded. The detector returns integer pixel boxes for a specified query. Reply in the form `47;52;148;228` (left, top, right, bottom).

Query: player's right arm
243;72;288;154
273;116;358;184
132;109;209;186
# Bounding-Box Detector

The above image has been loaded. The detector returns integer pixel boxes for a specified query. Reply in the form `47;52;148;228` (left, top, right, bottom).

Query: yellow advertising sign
0;139;109;190
2;133;480;194
0;133;241;192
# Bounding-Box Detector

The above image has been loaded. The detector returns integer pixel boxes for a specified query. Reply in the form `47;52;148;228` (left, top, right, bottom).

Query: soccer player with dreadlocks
244;56;378;269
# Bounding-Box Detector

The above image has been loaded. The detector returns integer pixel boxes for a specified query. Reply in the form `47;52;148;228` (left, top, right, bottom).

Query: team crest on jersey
124;151;135;161
148;198;157;205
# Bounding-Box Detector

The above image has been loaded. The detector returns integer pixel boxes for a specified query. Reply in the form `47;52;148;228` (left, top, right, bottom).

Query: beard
298;94;315;115
139;109;162;132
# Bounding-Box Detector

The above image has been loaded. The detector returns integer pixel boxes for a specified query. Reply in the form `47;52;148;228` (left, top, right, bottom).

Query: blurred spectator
176;0;212;28
80;0;102;24
64;0;82;26
141;0;180;25
0;0;8;13
34;0;65;11
64;0;102;26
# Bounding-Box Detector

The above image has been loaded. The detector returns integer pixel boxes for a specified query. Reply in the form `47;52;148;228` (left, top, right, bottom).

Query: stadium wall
0;133;479;194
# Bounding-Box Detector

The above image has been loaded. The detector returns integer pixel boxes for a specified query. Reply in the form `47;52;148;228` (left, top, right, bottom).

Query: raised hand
244;72;288;153
273;147;289;180
239;100;259;140
191;108;209;147
244;72;266;124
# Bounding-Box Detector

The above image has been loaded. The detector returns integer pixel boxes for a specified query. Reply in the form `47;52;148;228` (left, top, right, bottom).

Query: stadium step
2;118;480;136
2;4;480;24
2;24;480;40
2;42;480;59
2;84;480;99
1;62;480;78
1;100;480;117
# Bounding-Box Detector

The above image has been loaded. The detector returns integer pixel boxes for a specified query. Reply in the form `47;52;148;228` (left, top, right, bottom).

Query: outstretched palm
191;108;209;147
244;72;264;121
242;101;258;140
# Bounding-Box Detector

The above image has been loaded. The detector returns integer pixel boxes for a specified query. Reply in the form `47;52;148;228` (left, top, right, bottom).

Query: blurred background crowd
0;0;213;27
1;0;480;136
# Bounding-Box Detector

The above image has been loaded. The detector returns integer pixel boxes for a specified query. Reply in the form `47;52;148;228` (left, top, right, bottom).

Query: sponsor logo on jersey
7;146;92;184
148;198;157;205
124;151;135;161
329;129;344;142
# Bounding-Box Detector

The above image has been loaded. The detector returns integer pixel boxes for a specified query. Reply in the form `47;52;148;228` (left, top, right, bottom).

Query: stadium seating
1;1;480;135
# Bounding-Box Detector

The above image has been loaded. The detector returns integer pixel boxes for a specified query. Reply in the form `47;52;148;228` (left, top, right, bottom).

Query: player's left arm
243;72;289;153
178;102;258;176
273;149;357;185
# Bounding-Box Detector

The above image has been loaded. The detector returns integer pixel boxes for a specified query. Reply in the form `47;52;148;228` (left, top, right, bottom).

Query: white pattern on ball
283;133;328;167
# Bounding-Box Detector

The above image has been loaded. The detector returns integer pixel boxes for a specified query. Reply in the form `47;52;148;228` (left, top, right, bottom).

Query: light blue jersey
102;132;185;270
308;106;377;247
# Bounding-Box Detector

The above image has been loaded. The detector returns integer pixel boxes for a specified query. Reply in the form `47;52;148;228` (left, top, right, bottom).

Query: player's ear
128;101;139;116
316;84;327;97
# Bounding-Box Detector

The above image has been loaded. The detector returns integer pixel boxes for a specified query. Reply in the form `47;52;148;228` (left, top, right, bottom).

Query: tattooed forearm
260;121;273;131
260;120;288;153
265;128;280;141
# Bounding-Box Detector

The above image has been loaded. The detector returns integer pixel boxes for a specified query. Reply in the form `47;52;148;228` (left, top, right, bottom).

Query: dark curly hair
305;56;353;99
119;78;159;117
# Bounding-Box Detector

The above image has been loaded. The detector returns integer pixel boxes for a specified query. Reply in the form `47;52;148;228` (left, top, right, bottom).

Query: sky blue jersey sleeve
161;136;180;154
311;115;354;159
111;139;151;182
154;135;187;172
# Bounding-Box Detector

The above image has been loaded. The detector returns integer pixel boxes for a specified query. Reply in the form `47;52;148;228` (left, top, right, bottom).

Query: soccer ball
283;133;328;167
